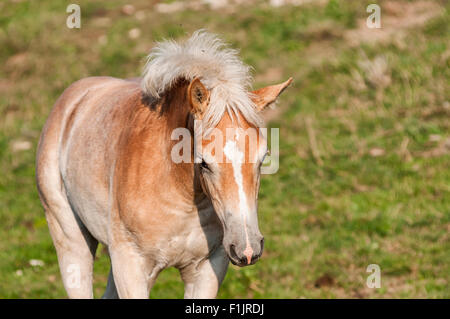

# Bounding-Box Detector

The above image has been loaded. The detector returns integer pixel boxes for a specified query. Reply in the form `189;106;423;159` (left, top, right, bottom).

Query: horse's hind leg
36;85;99;298
37;163;98;298
44;204;98;298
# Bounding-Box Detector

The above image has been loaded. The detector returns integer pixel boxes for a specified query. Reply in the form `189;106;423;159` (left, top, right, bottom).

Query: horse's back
37;76;142;243
36;77;114;203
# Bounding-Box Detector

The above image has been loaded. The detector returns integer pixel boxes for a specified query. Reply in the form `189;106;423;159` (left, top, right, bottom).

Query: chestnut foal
36;31;291;298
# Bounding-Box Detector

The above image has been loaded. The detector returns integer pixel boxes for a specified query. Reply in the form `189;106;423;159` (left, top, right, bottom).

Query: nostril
229;244;239;261
260;237;265;254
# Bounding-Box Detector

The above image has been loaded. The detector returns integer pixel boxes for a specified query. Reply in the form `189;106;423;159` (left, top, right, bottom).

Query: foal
36;31;291;298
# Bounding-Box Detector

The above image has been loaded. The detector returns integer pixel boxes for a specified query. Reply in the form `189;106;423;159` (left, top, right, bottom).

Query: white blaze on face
223;135;254;264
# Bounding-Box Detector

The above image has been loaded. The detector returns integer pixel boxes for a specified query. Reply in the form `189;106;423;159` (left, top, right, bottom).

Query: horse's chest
141;210;223;268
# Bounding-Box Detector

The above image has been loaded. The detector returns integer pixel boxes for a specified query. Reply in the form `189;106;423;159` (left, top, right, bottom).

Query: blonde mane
141;30;263;133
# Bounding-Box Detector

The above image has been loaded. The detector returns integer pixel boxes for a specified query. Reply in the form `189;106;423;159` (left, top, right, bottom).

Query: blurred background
0;0;448;298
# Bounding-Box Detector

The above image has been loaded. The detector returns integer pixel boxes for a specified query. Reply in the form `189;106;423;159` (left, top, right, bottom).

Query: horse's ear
251;77;293;112
188;78;210;118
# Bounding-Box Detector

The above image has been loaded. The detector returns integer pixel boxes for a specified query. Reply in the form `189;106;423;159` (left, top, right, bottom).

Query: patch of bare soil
416;136;450;158
344;1;444;47
154;0;328;13
314;273;336;288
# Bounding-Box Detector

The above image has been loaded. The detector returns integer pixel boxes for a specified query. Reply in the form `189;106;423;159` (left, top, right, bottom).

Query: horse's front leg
109;240;160;299
181;246;229;299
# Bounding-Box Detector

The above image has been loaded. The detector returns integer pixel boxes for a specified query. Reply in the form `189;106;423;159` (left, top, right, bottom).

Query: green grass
0;0;449;298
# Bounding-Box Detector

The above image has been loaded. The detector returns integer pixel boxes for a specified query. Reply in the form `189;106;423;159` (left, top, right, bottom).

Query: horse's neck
148;83;206;206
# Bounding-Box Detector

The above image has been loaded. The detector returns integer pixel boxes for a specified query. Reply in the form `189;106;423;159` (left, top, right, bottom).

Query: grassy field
0;0;449;298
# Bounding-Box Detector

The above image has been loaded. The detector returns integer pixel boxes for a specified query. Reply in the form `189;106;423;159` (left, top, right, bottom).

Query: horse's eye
201;159;210;171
